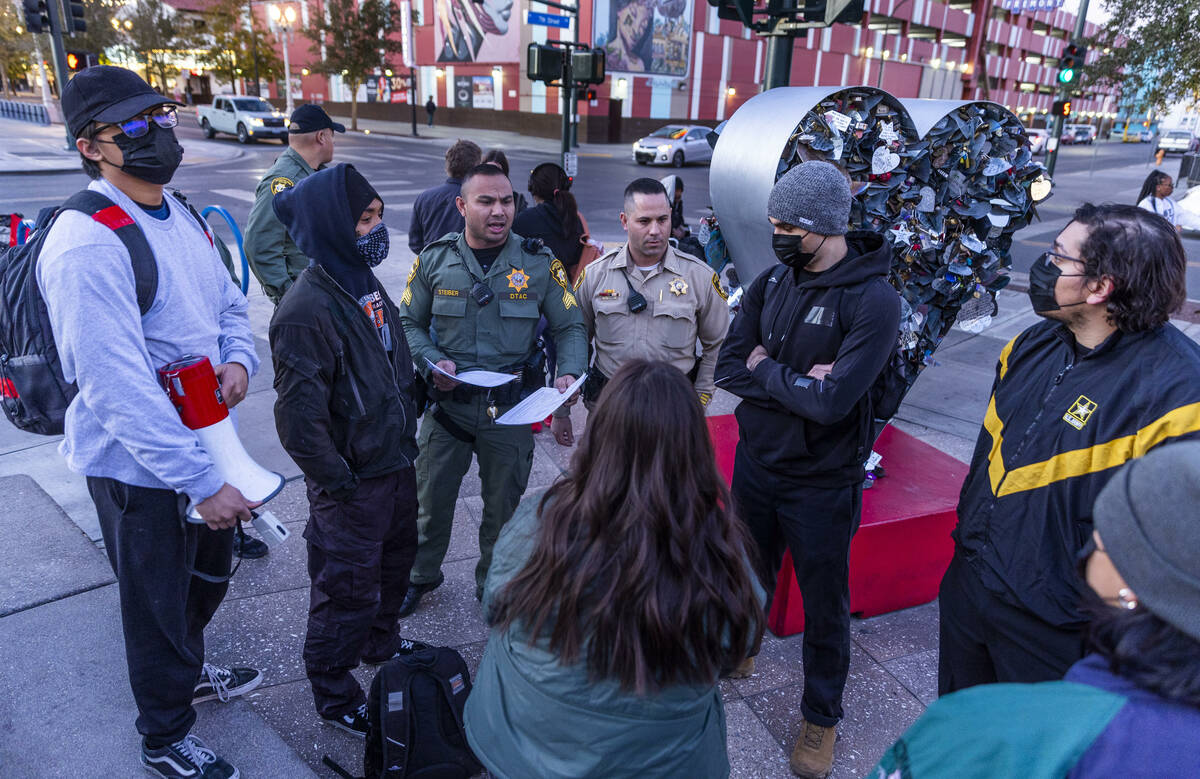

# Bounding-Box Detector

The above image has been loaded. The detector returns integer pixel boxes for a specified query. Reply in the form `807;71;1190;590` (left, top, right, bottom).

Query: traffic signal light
1058;42;1087;85
22;0;48;33
1052;99;1072;118
64;0;86;33
707;0;754;26
65;51;95;71
571;49;606;85
584;88;597;101
527;44;564;84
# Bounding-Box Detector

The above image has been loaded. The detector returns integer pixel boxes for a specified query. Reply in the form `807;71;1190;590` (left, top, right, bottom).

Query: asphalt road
5;124;1199;302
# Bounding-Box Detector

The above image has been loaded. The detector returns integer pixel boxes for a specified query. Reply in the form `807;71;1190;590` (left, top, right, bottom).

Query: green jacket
398;232;587;379
243;147;316;303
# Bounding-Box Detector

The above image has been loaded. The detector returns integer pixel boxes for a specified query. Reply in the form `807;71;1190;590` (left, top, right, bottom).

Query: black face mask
110;124;184;185
772;232;826;269
1028;251;1088;314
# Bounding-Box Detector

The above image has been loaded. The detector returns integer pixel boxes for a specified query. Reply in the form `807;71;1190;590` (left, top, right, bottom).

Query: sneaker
233;532;269;559
362;636;434;664
194;663;263;703
322;702;369;738
790;720;836;778
141;733;239;779
397;572;445;618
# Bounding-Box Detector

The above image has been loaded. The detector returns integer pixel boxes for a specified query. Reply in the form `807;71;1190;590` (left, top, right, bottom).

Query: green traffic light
1058;67;1075;84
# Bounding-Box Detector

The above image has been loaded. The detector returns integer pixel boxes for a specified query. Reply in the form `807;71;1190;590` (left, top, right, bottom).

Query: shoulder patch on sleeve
550;259;578;310
572;266;586;292
270;176;295;195
401;256;420;306
712;272;728;301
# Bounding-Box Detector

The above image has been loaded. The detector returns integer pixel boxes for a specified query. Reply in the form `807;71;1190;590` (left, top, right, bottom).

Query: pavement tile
744;649;924;779
729;630;806;699
0;474;114;616
725;698;793;778
394;557;490;647
226;528;311;601
882;648;939;706
929;332;1009;371
207;586;312;686
246;677;367;777
851;602;940;664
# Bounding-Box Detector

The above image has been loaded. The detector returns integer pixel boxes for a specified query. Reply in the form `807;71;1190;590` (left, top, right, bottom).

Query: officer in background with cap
714;160;901;779
244;104;345;305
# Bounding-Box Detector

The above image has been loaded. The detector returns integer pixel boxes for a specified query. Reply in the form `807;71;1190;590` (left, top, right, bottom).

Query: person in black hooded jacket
269;163;422;738
714;160;901;779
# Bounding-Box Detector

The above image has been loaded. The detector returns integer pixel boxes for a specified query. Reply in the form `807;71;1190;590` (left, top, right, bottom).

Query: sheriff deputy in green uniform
398;163;587;615
243;104;344;304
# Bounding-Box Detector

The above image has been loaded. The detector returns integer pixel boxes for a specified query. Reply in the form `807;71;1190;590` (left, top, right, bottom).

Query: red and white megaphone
159;355;285;522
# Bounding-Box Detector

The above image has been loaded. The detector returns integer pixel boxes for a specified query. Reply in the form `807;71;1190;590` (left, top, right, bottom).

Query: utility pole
409;68;419;137
1045;0;1089;177
247;0;262;95
761;0;797;90
44;0;73;148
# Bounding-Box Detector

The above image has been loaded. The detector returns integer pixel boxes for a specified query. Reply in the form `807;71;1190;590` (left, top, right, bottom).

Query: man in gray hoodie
37;66;261;779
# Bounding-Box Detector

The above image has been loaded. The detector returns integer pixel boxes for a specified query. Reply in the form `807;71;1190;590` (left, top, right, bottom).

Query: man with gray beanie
715;160;901;778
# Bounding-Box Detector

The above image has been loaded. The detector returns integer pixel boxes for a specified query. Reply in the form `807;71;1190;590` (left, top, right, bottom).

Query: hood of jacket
272;163;375;299
791;230;890;289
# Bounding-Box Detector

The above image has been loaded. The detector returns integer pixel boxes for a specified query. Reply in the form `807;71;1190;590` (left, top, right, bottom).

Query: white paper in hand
426;359;519;388
495;373;588;425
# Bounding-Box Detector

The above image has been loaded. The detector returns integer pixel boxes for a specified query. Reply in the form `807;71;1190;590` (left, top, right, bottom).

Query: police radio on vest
158;355;285;522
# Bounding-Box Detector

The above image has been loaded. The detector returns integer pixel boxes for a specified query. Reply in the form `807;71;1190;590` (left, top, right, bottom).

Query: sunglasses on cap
100;106;179;139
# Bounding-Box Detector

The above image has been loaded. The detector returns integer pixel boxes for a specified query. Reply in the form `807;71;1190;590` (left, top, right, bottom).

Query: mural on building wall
435;0;519;63
594;0;693;76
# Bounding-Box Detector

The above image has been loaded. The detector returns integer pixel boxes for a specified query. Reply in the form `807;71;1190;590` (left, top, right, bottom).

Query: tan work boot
790;719;836;778
728;656;755;679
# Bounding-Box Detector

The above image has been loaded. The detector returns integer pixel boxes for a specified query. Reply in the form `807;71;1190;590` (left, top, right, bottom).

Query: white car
1157;130;1194;155
1026;128;1049;155
197;96;289;144
631;125;714;167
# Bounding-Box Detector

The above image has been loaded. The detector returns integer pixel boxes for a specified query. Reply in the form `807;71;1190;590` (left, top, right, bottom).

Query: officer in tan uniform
551;177;729;446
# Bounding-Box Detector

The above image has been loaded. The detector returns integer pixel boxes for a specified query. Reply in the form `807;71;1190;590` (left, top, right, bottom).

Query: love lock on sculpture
710;86;1053;395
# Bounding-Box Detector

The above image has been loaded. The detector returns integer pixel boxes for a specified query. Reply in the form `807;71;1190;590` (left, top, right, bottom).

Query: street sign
563;151;577;177
1000;0;1064;10
528;11;570;28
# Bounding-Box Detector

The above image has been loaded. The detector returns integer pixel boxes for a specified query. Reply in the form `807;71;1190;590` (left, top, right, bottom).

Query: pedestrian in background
482;149;528;214
425;97;436;127
45;66;261;779
513;162;594;281
465;360;764;779
271;164;422;738
408;139;481;255
873;442;1200;777
244;104;344;305
398;163;587;616
714;160;901;779
940;203;1200;700
1136;170;1181;231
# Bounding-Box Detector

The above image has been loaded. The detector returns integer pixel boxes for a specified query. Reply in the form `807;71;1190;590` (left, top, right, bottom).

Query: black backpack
0;191;158;435
0;190;221;436
325;645;484;779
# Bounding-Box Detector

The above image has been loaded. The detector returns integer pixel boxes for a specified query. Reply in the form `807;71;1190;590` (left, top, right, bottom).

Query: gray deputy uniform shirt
576;243;729;403
243;147;316;304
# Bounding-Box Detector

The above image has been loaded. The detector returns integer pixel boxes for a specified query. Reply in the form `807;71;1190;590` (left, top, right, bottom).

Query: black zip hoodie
715;231;901;485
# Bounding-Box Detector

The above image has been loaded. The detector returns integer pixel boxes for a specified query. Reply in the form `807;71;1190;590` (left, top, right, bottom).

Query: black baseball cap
62;65;182;138
288;104;346;134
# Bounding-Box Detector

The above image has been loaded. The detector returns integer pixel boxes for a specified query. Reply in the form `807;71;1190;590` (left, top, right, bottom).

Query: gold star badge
506;267;529;293
669;277;688;296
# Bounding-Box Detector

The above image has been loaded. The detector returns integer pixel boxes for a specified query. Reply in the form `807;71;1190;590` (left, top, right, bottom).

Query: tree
303;0;405;130
0;2;32;96
68;0;125;58
1082;0;1200;112
121;0;186;91
195;0;283;94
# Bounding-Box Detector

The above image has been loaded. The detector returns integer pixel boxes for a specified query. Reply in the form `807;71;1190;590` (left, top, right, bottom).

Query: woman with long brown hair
463;359;764;778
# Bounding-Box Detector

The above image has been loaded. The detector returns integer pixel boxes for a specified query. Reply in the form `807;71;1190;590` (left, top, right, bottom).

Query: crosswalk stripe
211;188;256;203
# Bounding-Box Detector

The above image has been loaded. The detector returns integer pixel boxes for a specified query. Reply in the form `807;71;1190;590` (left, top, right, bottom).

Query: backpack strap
380;660;417;778
57;191;158;316
171;189;215;248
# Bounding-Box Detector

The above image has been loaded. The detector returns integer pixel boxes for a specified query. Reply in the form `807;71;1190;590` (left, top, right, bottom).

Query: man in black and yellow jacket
941;203;1200;695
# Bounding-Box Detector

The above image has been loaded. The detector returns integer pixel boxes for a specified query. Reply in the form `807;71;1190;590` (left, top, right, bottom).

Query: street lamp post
269;4;297;115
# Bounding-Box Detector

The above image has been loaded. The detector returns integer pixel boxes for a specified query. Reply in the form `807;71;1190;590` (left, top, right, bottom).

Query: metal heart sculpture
710;86;1051;393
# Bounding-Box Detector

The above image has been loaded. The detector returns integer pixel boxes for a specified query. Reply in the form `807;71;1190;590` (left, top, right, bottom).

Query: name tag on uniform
435;288;461;296
597;289;621;299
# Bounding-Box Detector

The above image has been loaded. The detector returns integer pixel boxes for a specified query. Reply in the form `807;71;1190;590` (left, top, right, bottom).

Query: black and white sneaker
141;733;239;779
362;636;434;664
322;702;369;738
194;663;263;704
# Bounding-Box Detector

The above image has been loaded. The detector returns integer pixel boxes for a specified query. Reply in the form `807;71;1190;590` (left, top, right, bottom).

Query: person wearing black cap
872;442;1200;777
40;65;261;779
269;163;423;738
243;103;345;305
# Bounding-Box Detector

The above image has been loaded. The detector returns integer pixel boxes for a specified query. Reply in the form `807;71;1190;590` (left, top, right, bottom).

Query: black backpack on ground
324;644;484;779
0;189;220;436
0;191;158;435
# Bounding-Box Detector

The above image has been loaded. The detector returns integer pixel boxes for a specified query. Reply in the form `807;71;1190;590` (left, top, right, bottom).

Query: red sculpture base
706;416;967;637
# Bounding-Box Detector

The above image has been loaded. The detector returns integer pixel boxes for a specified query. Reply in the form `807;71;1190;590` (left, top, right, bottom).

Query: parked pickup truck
197;96;288;144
